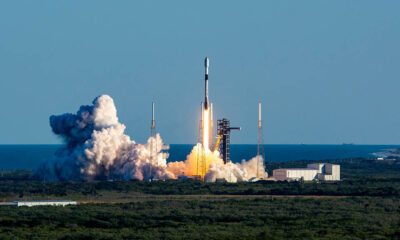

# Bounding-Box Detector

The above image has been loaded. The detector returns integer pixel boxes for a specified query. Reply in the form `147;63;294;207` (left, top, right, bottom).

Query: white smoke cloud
204;156;267;183
32;95;267;182
32;95;173;181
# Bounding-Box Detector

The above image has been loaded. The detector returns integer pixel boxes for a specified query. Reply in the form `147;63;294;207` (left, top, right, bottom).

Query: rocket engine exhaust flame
31;58;267;182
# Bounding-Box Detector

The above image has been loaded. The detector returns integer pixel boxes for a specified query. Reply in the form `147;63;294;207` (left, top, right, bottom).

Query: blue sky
0;1;399;144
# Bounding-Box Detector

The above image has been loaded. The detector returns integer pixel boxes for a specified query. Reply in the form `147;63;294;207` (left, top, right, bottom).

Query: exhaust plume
31;95;173;181
32;95;267;182
204;156;266;182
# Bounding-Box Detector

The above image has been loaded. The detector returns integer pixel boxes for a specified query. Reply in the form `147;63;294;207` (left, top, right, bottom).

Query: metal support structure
217;119;240;164
257;103;265;178
199;102;204;144
149;102;156;179
197;102;204;176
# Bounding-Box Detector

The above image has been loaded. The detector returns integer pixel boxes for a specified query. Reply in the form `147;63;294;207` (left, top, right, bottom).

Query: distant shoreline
1;144;400;171
372;148;400;158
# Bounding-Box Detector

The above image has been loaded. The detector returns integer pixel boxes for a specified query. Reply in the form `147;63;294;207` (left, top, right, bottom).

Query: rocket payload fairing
204;57;210;110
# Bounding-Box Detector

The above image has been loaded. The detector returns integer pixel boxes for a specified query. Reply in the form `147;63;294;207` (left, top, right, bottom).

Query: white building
4;201;77;207
273;163;340;181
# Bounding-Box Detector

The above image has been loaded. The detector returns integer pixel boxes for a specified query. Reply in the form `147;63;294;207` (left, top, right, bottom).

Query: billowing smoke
32;95;267;182
32;95;173;181
204;156;267;182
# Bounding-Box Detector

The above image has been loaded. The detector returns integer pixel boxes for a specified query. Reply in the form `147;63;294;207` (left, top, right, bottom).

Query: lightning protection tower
197;102;204;177
149;102;157;179
257;102;265;178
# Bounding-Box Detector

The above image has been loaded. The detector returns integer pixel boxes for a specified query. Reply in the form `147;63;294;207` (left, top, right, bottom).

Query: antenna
257;102;265;178
149;102;156;180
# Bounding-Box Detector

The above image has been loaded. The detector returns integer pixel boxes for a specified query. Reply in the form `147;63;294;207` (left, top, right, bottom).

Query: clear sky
0;1;399;144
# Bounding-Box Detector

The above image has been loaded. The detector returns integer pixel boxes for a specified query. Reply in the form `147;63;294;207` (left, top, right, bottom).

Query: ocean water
0;144;398;170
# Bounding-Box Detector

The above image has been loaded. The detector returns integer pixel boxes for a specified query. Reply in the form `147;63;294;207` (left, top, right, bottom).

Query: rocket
204;57;210;110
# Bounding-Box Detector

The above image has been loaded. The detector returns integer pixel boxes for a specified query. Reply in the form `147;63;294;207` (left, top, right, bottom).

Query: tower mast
257;102;265;178
198;102;204;176
149;102;156;179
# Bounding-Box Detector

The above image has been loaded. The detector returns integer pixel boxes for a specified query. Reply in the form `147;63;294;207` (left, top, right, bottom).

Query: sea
0;144;398;170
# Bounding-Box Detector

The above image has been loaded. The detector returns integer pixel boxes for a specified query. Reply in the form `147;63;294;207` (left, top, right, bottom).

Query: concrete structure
2;201;77;207
273;163;340;181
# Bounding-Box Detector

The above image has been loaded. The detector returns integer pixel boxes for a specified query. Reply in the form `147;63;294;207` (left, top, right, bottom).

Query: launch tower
217;119;240;164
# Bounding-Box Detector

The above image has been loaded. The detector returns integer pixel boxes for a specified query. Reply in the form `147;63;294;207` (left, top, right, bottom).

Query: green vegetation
1;158;400;201
0;170;31;181
1;197;400;239
0;158;399;239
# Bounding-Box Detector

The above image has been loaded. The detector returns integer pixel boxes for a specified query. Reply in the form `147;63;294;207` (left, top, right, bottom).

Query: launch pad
148;57;266;182
195;57;262;180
